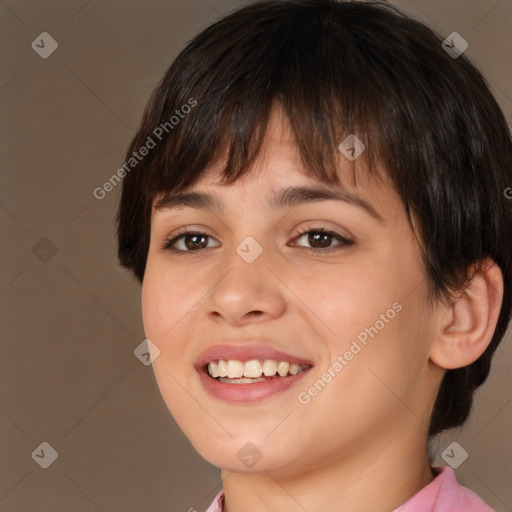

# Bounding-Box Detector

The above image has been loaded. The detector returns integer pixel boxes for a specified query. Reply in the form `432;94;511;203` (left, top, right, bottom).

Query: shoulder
203;490;224;512
396;466;496;511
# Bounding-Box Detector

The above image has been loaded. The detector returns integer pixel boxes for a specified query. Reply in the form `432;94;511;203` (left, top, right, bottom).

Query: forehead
152;126;399;230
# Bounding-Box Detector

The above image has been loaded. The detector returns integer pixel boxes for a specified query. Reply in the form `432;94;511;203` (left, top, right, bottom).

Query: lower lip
198;368;312;402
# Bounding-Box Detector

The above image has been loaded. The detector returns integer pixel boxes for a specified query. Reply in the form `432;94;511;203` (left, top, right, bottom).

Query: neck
221;430;435;512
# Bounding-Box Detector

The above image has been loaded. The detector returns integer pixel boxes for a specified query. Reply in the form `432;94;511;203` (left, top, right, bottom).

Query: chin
191;433;303;474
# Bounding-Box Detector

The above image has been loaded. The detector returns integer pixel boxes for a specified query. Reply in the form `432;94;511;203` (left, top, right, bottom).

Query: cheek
311;247;430;376
141;262;204;427
141;261;198;359
307;259;398;347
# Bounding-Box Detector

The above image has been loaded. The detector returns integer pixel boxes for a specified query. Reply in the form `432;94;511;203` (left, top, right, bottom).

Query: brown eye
162;230;219;252
305;231;333;249
181;233;209;250
292;227;354;252
161;227;353;254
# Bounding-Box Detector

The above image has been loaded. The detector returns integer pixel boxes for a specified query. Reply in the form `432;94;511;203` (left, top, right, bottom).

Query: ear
429;258;504;369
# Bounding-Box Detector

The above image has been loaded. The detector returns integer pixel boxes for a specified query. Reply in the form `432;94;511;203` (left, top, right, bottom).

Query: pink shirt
204;466;496;511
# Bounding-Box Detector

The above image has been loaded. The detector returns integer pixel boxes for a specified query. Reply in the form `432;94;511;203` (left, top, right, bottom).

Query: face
142;106;441;476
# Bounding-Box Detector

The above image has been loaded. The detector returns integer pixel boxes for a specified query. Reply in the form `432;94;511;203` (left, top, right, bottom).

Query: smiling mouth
205;358;311;383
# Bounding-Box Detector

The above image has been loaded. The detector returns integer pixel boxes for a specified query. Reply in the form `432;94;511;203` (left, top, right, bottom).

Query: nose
203;242;287;327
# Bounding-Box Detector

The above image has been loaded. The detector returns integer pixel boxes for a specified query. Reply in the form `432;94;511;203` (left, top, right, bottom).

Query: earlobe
429;259;504;370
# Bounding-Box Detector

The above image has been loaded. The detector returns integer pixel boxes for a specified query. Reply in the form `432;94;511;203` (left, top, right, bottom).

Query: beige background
1;0;511;511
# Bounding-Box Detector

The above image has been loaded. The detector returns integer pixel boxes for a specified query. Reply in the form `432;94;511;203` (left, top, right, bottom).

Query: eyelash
160;226;354;254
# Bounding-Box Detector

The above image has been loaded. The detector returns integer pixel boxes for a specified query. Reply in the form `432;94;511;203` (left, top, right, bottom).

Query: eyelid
291;225;352;242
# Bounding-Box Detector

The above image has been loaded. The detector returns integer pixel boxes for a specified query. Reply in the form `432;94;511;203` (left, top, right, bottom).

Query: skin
141;105;503;512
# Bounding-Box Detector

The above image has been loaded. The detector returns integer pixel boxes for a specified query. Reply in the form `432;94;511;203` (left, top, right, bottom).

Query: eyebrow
154;185;385;223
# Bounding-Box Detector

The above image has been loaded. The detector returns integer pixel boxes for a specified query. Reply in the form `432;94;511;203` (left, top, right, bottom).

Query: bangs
135;1;396;201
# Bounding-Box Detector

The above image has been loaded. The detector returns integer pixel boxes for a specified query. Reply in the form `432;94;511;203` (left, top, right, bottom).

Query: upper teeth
207;359;308;379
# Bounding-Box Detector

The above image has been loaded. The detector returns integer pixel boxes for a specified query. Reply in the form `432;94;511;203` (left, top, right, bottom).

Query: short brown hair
116;0;512;437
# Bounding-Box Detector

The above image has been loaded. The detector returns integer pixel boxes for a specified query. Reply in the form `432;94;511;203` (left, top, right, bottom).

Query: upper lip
195;342;314;371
